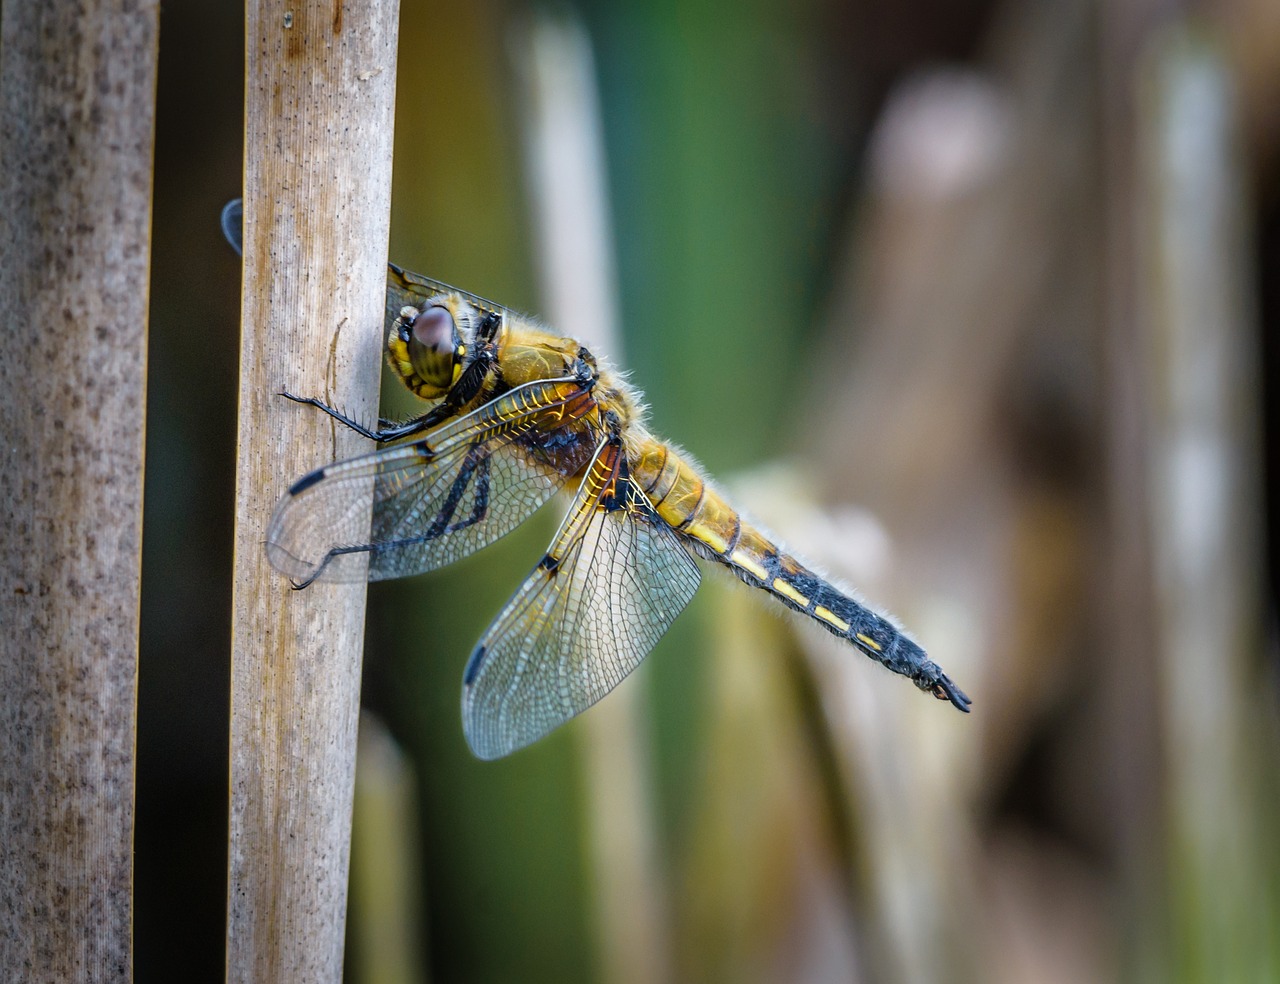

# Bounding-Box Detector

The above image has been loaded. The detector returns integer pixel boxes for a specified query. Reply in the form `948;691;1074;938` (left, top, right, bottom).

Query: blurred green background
139;0;1280;982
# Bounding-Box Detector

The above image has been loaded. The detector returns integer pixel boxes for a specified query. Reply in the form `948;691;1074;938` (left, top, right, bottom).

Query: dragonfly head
387;299;468;399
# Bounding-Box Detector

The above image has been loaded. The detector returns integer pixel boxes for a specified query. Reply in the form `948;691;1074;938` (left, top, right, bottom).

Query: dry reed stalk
226;1;398;980
0;0;158;978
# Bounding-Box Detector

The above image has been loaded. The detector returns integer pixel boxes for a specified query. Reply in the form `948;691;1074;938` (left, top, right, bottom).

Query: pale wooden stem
0;0;157;980
226;1;399;981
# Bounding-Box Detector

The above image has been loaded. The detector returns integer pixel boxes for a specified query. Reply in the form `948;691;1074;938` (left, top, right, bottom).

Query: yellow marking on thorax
496;340;579;389
814;606;851;633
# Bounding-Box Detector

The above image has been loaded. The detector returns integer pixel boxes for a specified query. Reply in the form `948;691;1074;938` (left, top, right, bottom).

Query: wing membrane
265;377;597;584
461;439;702;759
387;263;506;327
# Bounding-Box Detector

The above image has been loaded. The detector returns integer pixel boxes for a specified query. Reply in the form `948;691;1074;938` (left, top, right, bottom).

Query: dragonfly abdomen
630;438;971;711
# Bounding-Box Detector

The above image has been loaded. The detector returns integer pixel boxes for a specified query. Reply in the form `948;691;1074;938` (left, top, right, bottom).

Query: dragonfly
253;258;973;759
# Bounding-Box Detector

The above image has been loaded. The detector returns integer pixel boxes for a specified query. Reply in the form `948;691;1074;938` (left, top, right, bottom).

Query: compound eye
407;305;460;388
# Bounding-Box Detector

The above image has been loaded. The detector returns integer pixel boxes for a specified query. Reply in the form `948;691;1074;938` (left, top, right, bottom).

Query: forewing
265;377;597;584
461;443;702;759
387;263;505;328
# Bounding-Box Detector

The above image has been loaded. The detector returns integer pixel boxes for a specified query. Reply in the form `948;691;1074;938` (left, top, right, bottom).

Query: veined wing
461;436;702;759
220;203;500;333
266;376;598;585
387;262;506;326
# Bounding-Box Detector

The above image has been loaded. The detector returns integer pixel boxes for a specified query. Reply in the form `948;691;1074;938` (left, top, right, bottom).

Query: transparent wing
265;376;598;585
461;439;702;759
216;208;494;335
387;262;506;328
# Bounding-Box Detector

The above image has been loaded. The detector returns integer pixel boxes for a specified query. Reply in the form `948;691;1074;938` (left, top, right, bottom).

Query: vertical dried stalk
0;0;157;980
1098;0;1170;974
1140;28;1278;981
226;1;398;981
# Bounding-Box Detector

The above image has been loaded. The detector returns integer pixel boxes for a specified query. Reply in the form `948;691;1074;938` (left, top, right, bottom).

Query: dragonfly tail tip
934;675;972;712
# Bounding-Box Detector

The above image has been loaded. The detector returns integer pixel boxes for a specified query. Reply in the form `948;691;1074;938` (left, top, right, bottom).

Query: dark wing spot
463;645;487;685
288;468;325;496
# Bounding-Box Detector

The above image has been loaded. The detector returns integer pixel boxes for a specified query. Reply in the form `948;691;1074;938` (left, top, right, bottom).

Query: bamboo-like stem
1140;27;1279;981
1098;1;1175;976
0;0;157;979
226;2;398;981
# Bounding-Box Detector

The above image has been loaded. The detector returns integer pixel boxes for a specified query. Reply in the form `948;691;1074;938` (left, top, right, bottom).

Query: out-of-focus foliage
137;0;1280;982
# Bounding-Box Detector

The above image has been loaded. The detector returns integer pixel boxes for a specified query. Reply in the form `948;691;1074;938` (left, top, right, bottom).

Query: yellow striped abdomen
628;437;971;710
631;437;823;616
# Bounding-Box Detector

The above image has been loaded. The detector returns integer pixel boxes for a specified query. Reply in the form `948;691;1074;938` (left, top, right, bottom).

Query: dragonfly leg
425;445;491;537
280;391;437;442
280;336;503;443
287;542;373;589
443;453;491;534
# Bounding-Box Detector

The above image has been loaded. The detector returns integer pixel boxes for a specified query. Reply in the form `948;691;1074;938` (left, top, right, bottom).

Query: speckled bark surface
0;0;157;980
225;2;398;981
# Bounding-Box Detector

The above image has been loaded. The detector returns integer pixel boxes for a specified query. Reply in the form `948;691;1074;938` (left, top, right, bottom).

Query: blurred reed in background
139;0;1280;981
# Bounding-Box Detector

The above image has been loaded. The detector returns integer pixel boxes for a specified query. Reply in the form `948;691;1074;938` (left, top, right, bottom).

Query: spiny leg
280;391;443;442
280;333;500;442
425;445;491;537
